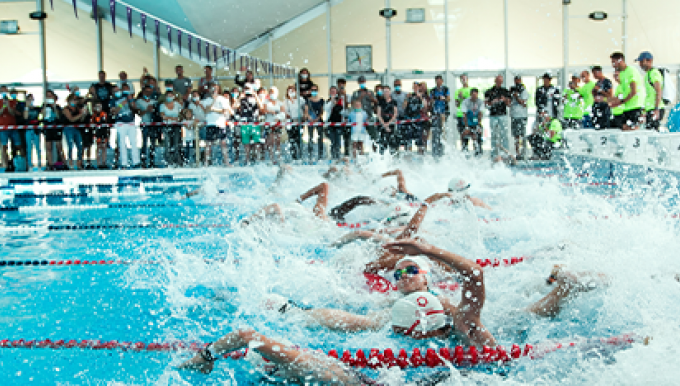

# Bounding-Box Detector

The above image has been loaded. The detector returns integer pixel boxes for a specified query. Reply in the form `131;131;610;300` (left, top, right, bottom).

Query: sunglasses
394;265;423;281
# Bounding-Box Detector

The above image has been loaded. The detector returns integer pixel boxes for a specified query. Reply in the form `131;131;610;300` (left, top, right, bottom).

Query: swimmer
268;239;608;347
446;178;492;210
493;145;517;166
242;181;331;225
322;157;353;180
378;169;419;202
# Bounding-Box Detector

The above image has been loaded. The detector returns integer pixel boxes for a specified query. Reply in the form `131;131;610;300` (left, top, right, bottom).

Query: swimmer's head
394;256;432;294
391;291;448;339
448;178;471;200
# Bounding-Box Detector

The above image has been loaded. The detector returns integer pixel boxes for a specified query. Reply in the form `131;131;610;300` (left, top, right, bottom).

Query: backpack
648;67;676;105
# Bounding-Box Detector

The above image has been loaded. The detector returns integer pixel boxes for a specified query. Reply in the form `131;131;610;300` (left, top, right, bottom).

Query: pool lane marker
0;223;231;233
1;202;238;213
0;333;644;369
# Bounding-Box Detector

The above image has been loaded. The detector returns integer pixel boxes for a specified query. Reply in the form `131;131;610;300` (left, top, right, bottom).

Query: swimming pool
1;154;679;385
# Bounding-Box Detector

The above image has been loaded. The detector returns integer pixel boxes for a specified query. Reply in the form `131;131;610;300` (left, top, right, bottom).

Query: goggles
394;265;424;281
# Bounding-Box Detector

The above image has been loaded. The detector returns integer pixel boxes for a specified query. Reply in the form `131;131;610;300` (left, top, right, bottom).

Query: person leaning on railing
136;85;160;168
41;90;65;170
159;89;183;167
22;94;43;171
284;85;305;161
325;86;346;160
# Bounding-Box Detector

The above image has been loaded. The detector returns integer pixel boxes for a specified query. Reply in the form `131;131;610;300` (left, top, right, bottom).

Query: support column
385;0;392;87
562;2;569;92
622;0;628;58
37;0;47;99
326;0;333;89
504;0;511;86
154;35;160;79
96;16;103;71
268;34;274;88
445;0;454;136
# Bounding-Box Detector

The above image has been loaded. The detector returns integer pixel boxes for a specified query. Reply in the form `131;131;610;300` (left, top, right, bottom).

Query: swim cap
395;256;432;285
448;178;470;193
388;203;415;225
391;291;446;336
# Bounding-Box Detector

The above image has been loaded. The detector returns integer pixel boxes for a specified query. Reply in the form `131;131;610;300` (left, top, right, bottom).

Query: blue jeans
63;127;83;162
582;114;593;128
25;130;42;168
328;127;342;160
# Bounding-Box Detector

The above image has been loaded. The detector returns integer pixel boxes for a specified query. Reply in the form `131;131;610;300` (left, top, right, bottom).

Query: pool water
0;154;679;385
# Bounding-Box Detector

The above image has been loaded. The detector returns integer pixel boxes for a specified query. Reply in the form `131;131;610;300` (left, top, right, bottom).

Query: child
348;99;368;159
90;101;109;169
181;108;199;166
591;91;612;130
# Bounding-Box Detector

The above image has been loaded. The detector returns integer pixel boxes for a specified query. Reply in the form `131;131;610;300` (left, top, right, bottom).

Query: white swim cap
391;291;446;336
388;203;415;225
395;256;432;285
448;178;470;193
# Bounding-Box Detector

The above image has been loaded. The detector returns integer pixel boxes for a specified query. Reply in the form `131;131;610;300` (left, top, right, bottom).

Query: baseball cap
635;51;653;62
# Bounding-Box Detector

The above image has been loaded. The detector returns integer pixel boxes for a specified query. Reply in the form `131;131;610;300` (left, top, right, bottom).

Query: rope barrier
0;333;641;369
0;117;432;131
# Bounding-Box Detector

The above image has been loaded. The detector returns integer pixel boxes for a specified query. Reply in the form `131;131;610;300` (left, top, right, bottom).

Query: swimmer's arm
395;193;452;240
184;188;201;199
305;308;389;332
380;169;409;194
468;196;492;210
329;230;390;248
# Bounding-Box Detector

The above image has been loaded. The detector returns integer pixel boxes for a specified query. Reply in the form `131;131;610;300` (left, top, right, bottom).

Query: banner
72;0;78;18
187;35;192;57
92;0;98;24
177;30;182;55
166;25;172;51
140;13;147;42
154;19;160;45
110;0;116;32
126;7;132;37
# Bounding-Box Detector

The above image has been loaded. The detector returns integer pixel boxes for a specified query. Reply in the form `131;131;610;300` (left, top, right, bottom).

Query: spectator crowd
0;50;671;171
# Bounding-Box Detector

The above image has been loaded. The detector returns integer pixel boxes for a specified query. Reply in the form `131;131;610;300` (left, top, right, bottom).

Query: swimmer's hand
383;238;431;256
177;354;215;374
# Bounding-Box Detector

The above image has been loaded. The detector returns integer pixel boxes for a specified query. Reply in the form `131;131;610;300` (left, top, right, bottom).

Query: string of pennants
56;0;295;77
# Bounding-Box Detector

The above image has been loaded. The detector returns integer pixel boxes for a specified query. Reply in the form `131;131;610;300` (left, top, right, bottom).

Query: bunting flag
126;7;132;37
221;47;227;67
140;13;147;42
49;0;53;11
72;0;78;18
240;55;243;70
177;30;182;55
187;35;192;57
206;43;210;63
92;0;98;24
197;38;202;60
154;19;160;45
213;45;218;64
166;25;172;51
110;0;116;32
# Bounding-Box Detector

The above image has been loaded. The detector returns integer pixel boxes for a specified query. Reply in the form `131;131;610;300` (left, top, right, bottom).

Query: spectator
403;82;427;153
204;85;232;166
535;73;561;118
563;78;584;129
375;84;384;105
230;87;242;163
348;99;368;158
284;85;305;161
256;87;269;160
136;85;159;168
90;100;109;169
41;90;64;170
610;70;625;129
118;71;135;96
608;52;644;131
419;81;432;154
636;51;664;131
376;85;399;155
235;68;258;92
392;79;407;118
509;76;529;158
158;80;179;105
591;91;612;130
264;86;284;164
71;87;95;168
455;74;472;138
460;88;485;155
188;90;207;138
173;65;193;102
484;75;511;158
198;65;218;97
22;94;43;171
351;76;378;150
0;87;21;170
304;84;325;160
579;70;597;128
180;108;199;165
591;65;613;100
238;86;263;166
325;86;346;160
159;89;183;166
429;75;450;157
110;84;140;168
91;71;115;113
528;109;562;160
337;78;352;156
297;68;314;99
139;67;156;96
62;93;86;170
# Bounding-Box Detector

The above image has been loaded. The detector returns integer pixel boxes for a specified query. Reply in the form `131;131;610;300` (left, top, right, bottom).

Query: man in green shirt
636;51;665;131
528;109;562;160
563;77;584;129
455;73;471;138
611;70;626;129
579;70;597;128
609;52;645;131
